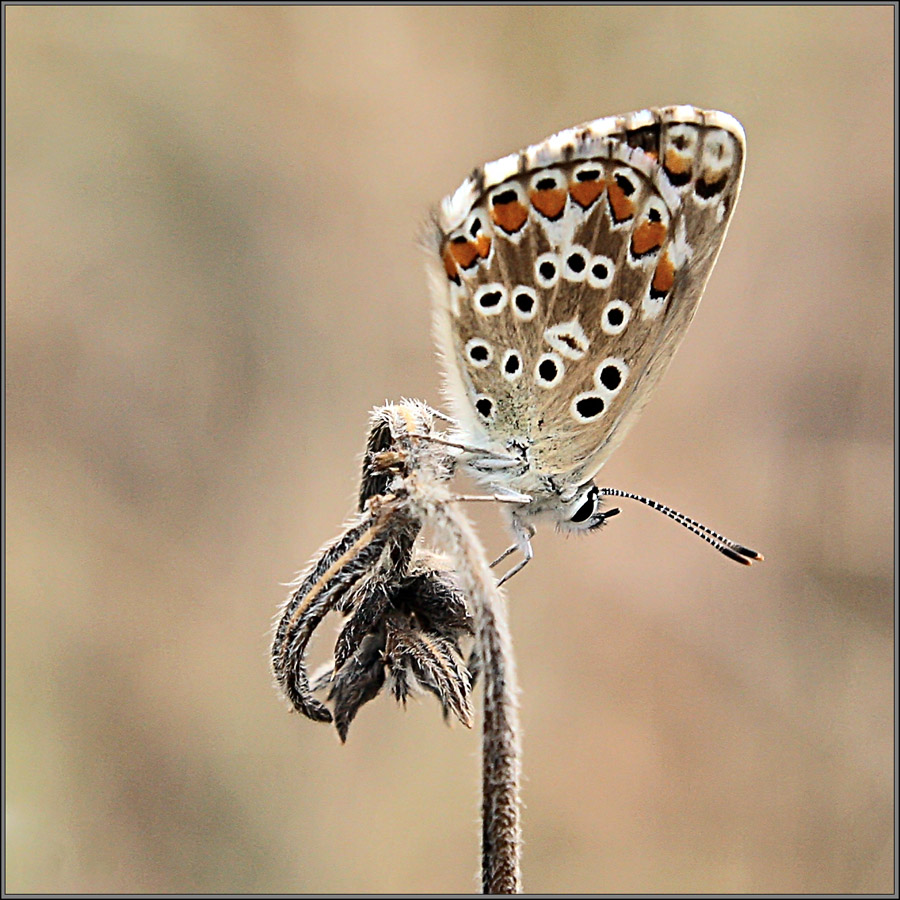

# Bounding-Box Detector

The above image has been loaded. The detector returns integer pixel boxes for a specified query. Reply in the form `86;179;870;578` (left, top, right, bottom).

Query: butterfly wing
425;106;745;492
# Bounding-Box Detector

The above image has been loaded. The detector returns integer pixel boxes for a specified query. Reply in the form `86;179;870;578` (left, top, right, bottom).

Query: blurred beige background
6;6;894;894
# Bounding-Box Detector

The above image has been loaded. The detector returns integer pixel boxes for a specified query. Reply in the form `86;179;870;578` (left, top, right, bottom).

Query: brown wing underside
429;111;744;487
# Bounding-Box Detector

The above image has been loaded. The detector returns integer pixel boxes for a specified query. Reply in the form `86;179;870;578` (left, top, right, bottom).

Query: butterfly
423;105;762;581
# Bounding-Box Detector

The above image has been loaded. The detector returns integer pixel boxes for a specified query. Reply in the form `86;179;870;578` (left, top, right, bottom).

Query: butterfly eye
569;486;600;524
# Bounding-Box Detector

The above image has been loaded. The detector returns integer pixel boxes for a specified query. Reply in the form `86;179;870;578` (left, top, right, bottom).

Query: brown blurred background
6;6;894;894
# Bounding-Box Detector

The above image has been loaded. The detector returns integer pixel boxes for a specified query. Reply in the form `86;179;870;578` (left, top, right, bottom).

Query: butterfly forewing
426;107;745;492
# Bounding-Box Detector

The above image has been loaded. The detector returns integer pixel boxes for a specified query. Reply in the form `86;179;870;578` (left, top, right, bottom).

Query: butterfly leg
491;521;536;586
490;542;518;568
408;431;519;465
427;407;458;426
450;489;532;505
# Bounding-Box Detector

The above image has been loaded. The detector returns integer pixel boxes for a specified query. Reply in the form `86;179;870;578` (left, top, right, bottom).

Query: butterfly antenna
598;488;763;565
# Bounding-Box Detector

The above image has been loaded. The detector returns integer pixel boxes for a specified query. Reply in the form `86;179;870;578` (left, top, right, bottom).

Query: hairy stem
434;502;522;893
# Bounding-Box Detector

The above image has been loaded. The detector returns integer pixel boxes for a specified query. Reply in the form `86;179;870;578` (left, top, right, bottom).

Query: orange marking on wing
664;148;691;175
449;240;480;270
490;200;528;234
631;220;667;256
530;187;567;220
607;181;635;223
475;234;491;259
442;248;460;282
569;178;605;209
652;252;675;295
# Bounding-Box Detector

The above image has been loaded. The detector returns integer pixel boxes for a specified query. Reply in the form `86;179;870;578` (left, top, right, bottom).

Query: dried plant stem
275;402;523;892
476;574;521;894
433;501;522;894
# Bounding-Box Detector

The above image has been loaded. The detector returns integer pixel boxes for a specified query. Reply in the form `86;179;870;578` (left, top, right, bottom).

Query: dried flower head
272;401;474;741
312;550;473;741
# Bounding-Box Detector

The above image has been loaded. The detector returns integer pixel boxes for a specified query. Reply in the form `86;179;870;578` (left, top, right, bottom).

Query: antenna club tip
735;545;764;562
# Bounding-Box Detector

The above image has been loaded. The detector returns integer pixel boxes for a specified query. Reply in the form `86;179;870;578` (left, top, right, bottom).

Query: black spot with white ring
475;395;494;419
600;299;631;336
563;245;590;283
473;283;508;316
587;254;615;290
511;285;538;321
535;252;561;289
465;337;493;369
598;364;621;391
502;349;522;382
571;393;606;422
594;357;629;396
534;352;565;389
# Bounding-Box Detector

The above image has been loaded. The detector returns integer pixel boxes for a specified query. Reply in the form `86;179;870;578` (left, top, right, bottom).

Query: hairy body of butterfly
424;105;761;578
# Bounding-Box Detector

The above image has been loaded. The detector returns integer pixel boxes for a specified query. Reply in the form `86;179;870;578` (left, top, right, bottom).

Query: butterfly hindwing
426;107;745;491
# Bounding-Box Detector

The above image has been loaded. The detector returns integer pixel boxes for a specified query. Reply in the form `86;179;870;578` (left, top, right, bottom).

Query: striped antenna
598;488;763;565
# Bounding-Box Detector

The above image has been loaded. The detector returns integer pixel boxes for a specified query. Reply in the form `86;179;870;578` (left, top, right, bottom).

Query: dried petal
272;516;393;722
395;568;472;637
385;617;473;728
328;634;387;742
334;581;391;671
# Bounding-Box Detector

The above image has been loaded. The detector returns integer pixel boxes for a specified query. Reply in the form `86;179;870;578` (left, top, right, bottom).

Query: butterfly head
505;479;620;535
558;482;620;533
